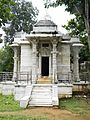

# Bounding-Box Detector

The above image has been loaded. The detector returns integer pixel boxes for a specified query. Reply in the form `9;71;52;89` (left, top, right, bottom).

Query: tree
0;46;14;72
63;15;90;62
44;0;90;49
3;0;38;43
0;0;14;27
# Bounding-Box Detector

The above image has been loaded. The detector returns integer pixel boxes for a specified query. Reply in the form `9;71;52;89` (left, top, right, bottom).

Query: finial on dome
44;11;51;20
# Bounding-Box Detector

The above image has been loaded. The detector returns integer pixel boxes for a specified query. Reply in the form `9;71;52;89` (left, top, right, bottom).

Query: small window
42;43;49;47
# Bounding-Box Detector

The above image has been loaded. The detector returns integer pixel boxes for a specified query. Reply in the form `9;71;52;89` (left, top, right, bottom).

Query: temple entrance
41;57;49;76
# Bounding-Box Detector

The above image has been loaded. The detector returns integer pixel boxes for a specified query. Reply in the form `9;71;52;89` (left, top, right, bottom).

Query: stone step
33;86;52;89
37;77;52;84
29;102;52;106
32;87;52;92
29;99;52;105
32;89;51;93
29;85;53;106
31;94;52;99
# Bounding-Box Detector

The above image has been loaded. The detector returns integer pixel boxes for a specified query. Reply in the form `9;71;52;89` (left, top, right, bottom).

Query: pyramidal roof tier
34;20;57;27
32;17;58;34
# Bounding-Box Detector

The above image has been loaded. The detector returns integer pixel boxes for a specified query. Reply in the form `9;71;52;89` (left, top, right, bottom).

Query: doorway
41;57;49;76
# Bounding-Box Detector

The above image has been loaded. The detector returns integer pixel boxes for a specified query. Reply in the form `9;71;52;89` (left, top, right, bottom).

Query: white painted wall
20;44;32;72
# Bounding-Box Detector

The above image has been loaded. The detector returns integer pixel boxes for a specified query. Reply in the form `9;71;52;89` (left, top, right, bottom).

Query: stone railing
0;72;32;84
57;71;72;83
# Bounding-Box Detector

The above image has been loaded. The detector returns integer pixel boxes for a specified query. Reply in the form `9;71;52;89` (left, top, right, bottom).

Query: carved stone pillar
32;40;37;83
52;40;58;83
13;47;18;82
72;43;84;82
73;48;80;81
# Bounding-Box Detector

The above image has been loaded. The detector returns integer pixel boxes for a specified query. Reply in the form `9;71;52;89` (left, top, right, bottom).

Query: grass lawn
59;97;90;115
0;94;90;120
0;115;47;120
0;94;22;112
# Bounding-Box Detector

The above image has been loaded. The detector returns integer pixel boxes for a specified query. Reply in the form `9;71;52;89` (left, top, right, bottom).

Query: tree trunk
85;0;90;49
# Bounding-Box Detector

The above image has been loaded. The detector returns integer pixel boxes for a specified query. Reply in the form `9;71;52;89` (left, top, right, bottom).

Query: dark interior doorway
41;57;49;76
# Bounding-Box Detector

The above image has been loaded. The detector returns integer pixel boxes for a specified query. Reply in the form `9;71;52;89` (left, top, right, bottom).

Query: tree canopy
0;46;14;72
0;0;14;27
3;0;38;43
63;15;90;62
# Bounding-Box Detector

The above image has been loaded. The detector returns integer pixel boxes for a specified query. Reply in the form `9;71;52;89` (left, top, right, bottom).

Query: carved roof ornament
44;13;51;20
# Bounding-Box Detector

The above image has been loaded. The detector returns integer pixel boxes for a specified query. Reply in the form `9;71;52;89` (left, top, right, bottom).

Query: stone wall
57;43;70;80
58;83;72;98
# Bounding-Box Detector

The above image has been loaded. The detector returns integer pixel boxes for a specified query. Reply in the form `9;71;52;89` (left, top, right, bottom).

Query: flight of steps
29;84;53;106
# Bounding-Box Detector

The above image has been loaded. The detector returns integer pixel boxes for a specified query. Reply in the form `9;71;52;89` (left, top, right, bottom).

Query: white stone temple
9;17;83;107
11;17;83;83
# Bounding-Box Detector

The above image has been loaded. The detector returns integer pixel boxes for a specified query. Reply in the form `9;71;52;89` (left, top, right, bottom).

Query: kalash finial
44;11;51;20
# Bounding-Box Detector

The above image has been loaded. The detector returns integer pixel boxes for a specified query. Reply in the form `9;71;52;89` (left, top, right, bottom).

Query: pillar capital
51;51;58;54
51;39;58;44
32;39;38;44
13;56;18;60
32;51;38;55
72;43;84;52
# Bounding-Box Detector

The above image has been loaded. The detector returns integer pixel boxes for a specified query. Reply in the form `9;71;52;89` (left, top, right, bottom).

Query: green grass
0;115;47;120
0;94;22;112
59;97;90;115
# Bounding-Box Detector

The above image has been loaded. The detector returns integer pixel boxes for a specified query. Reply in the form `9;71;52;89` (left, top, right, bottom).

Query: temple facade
5;17;84;107
11;18;83;84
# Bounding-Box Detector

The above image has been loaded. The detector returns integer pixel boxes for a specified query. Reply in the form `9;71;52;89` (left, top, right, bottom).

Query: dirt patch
0;107;90;120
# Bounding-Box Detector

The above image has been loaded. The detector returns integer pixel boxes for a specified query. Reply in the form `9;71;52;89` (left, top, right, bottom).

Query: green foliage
60;97;90;115
63;15;85;36
0;94;22;112
44;0;85;15
0;115;47;120
3;0;38;43
0;46;14;72
63;15;90;62
0;0;15;27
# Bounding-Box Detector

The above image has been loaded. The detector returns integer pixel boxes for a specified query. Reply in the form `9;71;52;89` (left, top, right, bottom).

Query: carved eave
26;33;62;42
61;41;71;44
70;37;80;43
10;43;19;47
72;43;84;47
18;40;30;45
62;34;71;40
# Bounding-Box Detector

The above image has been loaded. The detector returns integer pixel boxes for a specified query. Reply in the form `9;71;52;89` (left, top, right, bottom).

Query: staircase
29;84;53;106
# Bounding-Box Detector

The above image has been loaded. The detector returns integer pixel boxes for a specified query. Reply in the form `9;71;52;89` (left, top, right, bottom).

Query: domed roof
34;20;57;27
33;15;58;33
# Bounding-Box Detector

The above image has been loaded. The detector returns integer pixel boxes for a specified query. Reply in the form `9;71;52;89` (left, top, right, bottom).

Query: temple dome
33;17;58;34
34;20;57;27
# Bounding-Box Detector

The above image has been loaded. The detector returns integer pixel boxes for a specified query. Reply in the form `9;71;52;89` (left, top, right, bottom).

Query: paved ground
0;107;90;120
